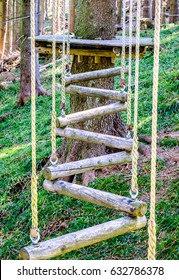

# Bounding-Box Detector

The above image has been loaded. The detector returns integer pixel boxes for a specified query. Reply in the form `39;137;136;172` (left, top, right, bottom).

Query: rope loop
30;228;40;245
50;152;58;166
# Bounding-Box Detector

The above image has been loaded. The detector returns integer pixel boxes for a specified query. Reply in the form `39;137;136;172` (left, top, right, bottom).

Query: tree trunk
143;0;152;19
2;0;8;58
0;0;4;57
39;0;45;35
169;0;179;23
152;0;156;19
116;0;122;25
59;0;126;185
70;0;76;33
18;0;46;105
161;0;167;24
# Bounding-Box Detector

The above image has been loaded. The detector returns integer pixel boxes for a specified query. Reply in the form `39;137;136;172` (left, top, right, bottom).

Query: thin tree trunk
18;0;46;105
152;0;156;19
70;0;75;33
2;0;9;58
161;0;167;24
143;0;152;19
116;0;122;25
8;0;13;53
169;0;179;23
60;0;126;185
0;0;4;57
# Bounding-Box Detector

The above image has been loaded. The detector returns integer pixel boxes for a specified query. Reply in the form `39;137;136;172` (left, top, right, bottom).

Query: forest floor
0;24;179;260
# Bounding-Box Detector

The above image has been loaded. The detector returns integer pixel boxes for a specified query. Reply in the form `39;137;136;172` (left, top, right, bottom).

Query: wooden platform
35;35;154;58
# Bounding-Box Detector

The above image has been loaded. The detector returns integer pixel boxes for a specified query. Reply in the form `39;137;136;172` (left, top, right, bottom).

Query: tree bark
116;0;122;25
143;0;152;19
59;0;126;185
152;0;155;19
169;0;179;23
0;0;4;57
70;0;76;33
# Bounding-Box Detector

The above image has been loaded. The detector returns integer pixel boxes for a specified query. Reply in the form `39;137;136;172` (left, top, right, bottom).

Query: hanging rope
127;0;133;137
120;0;126;90
148;0;161;261
60;0;67;116
50;0;58;165
130;0;141;199
66;0;71;70
30;0;39;244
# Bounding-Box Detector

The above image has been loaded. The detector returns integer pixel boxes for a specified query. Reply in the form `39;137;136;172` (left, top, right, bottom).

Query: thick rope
148;0;161;260
127;0;133;130
50;0;58;164
30;0;38;240
67;0;71;67
61;0;67;116
130;0;141;198
121;0;126;83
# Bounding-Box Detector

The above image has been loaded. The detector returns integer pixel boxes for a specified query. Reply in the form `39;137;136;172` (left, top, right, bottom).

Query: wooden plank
37;46;145;58
43;180;147;217
56;127;133;151
65;85;128;102
65;67;128;85
56;102;127;128
19;216;146;260
43;151;131;180
35;35;154;47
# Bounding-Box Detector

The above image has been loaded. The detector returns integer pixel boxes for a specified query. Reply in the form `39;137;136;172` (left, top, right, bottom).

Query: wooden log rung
43;151;131;180
56;127;133;152
43;180;147;217
56;102;127;128
65;85;128;102
19;216;146;260
65;66;128;85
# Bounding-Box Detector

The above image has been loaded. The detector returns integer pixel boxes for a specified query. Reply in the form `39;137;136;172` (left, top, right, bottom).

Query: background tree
0;0;4;57
116;0;122;25
143;0;152;19
152;0;155;19
169;0;179;23
70;0;76;33
18;0;46;105
59;0;126;185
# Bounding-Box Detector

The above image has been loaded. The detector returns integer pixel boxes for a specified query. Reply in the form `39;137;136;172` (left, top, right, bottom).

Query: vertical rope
67;0;71;67
148;0;161;260
30;0;38;241
130;0;141;198
121;0;126;83
127;0;133;129
50;0;58;163
61;0;67;115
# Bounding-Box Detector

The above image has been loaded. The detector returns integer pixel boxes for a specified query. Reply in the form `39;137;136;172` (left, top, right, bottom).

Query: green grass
0;25;179;260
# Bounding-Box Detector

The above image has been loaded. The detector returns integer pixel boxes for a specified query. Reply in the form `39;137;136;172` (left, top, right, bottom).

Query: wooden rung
65;67;128;85
19;216;146;260
43;180;147;217
43;151;131;180
65;85;128;102
56;127;133;152
56;102;127;128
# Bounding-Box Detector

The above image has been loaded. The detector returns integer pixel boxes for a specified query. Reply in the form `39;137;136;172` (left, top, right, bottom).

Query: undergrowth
0;25;178;260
